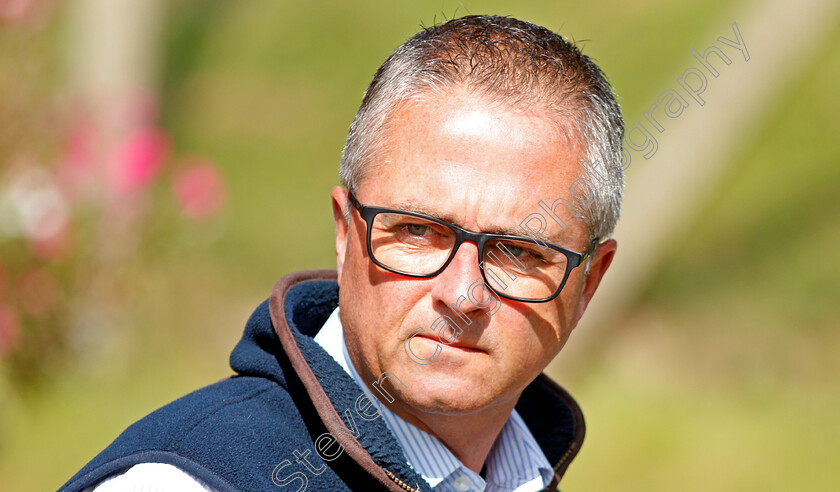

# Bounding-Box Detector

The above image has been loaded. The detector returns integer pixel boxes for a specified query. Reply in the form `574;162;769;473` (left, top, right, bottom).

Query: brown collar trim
269;269;407;491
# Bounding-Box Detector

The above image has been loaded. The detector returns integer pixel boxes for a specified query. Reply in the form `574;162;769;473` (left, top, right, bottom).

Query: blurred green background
1;0;838;490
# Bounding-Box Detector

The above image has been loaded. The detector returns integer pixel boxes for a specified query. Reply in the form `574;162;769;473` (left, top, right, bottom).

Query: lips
415;334;485;353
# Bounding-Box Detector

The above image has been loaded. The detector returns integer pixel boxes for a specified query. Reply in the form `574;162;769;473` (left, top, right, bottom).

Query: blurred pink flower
0;0;55;29
110;127;170;197
0;303;20;357
172;159;227;219
0;0;35;22
56;116;97;202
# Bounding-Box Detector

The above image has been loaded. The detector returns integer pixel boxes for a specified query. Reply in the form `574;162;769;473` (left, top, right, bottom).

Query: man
62;14;623;492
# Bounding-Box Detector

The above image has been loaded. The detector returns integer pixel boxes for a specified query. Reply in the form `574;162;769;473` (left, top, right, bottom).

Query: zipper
555;441;576;473
385;469;422;492
541;441;577;491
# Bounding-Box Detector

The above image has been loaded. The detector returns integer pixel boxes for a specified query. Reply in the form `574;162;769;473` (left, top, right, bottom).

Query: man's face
332;88;614;421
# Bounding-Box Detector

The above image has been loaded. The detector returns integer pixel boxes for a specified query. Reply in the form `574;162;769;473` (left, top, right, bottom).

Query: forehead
359;88;589;242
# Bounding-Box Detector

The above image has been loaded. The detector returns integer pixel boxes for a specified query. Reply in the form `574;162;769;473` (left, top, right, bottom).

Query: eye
506;244;526;256
500;242;546;262
405;223;430;236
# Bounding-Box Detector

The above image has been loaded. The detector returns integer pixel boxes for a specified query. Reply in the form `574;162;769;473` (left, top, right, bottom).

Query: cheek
339;241;369;309
339;241;381;348
340;239;429;342
497;300;571;362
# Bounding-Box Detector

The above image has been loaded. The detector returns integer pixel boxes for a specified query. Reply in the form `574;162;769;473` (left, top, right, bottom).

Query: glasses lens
482;238;569;300
370;212;456;275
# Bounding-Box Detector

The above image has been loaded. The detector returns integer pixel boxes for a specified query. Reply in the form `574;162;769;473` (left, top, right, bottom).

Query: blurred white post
63;0;165;362
66;0;164;257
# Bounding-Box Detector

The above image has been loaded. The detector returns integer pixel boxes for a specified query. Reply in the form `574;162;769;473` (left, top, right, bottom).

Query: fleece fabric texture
59;275;582;491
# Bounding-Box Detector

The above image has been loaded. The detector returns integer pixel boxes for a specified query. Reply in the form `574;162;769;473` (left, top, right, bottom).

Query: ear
331;186;350;283
575;239;617;323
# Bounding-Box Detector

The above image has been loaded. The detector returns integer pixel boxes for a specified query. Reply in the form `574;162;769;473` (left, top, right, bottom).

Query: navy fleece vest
60;272;583;491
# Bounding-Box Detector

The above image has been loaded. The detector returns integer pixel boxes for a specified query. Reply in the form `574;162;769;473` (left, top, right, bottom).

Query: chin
395;364;502;415
403;389;488;416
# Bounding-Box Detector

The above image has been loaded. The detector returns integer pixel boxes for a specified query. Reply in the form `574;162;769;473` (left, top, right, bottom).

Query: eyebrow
387;200;565;244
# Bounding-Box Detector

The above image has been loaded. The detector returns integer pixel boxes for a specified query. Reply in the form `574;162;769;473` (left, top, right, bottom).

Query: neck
386;396;517;473
333;319;517;473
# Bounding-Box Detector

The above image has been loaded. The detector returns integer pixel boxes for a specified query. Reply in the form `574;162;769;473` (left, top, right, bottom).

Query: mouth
415;334;485;354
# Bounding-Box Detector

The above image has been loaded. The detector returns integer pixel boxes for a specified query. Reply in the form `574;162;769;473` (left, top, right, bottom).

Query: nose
429;241;488;316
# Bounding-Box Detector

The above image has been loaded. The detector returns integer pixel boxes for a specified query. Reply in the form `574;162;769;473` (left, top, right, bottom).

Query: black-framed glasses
348;193;599;303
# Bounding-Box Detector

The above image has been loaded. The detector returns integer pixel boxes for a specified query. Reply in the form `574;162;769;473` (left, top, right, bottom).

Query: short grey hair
339;15;625;240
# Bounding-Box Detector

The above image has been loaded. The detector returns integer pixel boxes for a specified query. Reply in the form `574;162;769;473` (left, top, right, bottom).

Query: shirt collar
314;307;553;491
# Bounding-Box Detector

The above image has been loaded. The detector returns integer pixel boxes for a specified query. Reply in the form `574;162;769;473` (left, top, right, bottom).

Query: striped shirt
314;308;553;492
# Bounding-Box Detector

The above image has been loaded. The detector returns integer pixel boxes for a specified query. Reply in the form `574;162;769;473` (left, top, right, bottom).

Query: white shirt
87;308;553;491
83;462;215;492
